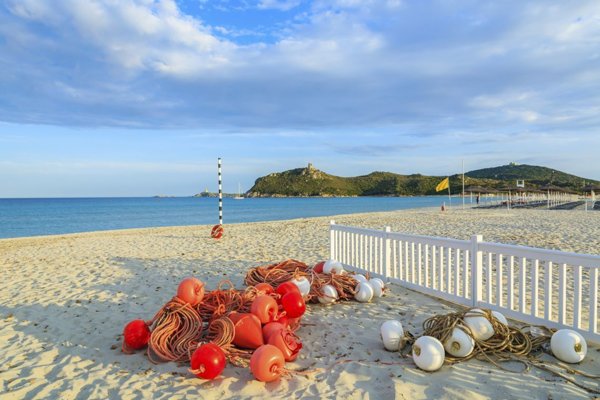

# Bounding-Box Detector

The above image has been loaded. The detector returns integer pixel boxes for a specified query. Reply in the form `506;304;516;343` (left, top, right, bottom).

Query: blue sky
1;0;599;197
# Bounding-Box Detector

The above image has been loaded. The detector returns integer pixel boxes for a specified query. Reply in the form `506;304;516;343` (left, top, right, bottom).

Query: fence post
330;220;336;260
470;235;483;306
383;226;391;278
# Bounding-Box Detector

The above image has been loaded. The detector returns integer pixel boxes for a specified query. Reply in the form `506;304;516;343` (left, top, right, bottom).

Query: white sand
1;208;599;399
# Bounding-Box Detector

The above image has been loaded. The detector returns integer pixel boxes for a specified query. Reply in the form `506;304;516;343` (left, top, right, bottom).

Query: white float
412;336;445;372
354;282;374;303
353;274;368;284
551;329;587;363
464;309;494;341
491;310;508;326
323;259;345;275
317;284;338;305
380;320;404;351
369;278;384;297
443;328;475;358
290;276;311;297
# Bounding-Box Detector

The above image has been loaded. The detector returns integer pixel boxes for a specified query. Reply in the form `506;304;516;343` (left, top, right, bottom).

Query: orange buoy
251;295;278;324
211;224;224;239
250;344;285;382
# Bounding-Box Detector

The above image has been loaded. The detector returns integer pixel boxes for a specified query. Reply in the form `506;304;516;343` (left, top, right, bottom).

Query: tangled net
244;259;311;287
421;308;600;394
200;316;254;367
308;273;359;302
147;297;203;363
422;308;538;363
244;259;361;302
195;280;259;322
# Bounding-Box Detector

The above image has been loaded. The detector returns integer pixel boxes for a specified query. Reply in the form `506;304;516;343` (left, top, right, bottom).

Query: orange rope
244;259;311;287
244;259;360;302
147;297;203;363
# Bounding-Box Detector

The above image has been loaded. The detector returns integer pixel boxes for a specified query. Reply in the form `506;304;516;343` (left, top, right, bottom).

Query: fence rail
330;220;600;344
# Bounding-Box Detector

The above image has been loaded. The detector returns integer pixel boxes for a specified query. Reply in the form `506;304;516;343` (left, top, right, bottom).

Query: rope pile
195;280;258;322
244;259;361;302
147;297;203;363
140;281;262;365
419;308;600;394
422;308;538;363
244;259;312;287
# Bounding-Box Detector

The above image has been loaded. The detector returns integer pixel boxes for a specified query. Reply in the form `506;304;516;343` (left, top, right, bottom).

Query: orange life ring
211;224;224;239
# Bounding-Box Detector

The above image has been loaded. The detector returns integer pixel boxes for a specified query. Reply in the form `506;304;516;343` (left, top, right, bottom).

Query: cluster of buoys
121;277;305;381
245;258;386;304
122;258;382;383
121;275;310;382
380;307;589;373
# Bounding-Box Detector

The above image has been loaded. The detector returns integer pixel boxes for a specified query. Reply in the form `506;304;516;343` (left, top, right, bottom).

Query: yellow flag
435;177;449;192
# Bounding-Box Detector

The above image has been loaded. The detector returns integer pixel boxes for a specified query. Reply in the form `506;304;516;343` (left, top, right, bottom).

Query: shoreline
0;204;443;242
2;206;599;255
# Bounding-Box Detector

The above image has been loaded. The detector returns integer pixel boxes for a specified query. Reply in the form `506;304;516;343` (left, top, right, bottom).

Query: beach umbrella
582;184;600;192
464;186;487;193
539;184;576;194
582;184;600;203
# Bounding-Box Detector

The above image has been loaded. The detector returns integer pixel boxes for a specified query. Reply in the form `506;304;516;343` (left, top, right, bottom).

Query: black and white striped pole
211;157;224;239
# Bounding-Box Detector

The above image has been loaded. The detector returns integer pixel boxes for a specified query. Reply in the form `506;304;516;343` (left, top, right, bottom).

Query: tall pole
218;157;223;226
462;159;465;209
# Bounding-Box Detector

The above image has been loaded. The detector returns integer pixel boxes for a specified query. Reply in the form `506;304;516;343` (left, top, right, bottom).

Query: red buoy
211;224;224;239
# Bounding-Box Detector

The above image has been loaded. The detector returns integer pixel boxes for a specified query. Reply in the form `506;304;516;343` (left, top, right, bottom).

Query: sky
0;0;599;197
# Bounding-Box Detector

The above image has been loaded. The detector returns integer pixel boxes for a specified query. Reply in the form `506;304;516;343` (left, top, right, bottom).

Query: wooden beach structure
583;184;600;211
470;184;582;210
330;221;600;344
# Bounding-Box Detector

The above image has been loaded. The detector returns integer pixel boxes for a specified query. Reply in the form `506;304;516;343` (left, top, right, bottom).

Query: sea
0;196;453;239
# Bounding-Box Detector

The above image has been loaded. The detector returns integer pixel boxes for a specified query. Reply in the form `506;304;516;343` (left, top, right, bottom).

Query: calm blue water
0;196;447;239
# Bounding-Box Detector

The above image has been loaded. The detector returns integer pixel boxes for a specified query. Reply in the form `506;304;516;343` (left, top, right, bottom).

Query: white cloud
1;0;599;162
6;0;236;76
258;0;302;11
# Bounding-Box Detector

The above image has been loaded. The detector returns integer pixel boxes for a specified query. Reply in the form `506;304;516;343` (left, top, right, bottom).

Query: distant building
509;162;519;166
516;180;525;188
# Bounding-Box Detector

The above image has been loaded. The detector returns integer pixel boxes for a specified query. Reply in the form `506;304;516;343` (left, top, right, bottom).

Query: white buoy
354;282;374;303
290;277;311;297
353;274;368;283
380;320;404;351
443;328;475;358
323;259;345;275
369;278;384;297
464;309;494;341
412;336;445;371
318;284;338;305
551;329;587;363
491;310;508;326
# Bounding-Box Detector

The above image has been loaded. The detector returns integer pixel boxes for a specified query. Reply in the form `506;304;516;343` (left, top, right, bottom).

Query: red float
231;313;264;349
211;224;224;239
190;343;226;380
177;277;205;306
262;322;286;343
250;344;286;382
268;328;303;362
313;261;325;274
251;295;278;324
255;282;274;295
281;291;306;318
286;316;302;331
276;281;301;297
122;319;151;352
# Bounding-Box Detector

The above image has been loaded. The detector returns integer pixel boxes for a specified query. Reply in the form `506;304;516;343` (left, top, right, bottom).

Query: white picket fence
329;221;600;344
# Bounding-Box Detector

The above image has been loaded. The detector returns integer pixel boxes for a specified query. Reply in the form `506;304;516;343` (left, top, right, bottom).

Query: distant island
192;190;240;198
246;163;600;197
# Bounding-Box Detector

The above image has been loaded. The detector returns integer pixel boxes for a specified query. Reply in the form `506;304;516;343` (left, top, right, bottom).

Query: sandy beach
1;207;599;399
